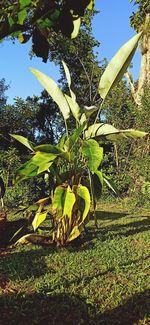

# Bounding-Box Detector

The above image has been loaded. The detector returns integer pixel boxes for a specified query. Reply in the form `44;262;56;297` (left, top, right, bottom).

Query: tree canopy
0;0;95;62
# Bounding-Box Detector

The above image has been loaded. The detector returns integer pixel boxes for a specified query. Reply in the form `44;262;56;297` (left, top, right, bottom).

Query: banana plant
11;32;147;246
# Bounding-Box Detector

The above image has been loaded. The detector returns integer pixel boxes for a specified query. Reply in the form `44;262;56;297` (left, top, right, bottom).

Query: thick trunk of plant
126;14;150;107
138;17;150;98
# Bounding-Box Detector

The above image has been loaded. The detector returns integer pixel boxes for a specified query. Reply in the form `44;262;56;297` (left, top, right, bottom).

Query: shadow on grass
0;290;149;325
95;210;129;221
0;247;55;281
0;219;28;247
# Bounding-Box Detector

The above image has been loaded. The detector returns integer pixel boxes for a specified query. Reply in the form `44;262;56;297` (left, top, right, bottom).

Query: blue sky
0;0;140;104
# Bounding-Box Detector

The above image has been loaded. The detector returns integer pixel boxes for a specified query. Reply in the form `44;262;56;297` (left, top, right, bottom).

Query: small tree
12;32;147;246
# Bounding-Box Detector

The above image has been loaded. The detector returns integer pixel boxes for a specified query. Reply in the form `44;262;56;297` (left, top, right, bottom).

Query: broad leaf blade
82;139;103;172
30;68;70;120
85;123;147;140
10;134;34;151
77;185;90;223
63;186;76;218
32;211;48;231
65;94;81;121
99;32;142;99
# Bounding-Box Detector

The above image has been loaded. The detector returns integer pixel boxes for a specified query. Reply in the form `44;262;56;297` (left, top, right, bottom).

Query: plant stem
88;169;98;228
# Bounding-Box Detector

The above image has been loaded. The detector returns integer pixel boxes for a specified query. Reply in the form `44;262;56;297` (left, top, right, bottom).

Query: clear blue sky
0;0;140;104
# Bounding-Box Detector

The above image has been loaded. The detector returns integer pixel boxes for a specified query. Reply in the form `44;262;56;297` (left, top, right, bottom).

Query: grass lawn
0;203;150;325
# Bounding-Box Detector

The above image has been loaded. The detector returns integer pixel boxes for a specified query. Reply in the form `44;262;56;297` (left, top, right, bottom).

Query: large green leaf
10;134;34;151
65;94;81;121
98;32;142;99
77;185;90;223
32;211;48;231
17;160;38;177
17;151;57;177
52;185;75;219
85;123;147;140
82;139;103;172
30;68;70;120
63;186;76;219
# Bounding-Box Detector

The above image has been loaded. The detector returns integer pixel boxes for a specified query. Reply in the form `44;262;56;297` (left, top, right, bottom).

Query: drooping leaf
98;32;142;99
67;224;84;242
77;185;90;223
10;134;34;151
85;123;147;140
52;185;75;220
71;18;81;39
52;186;66;218
63;186;76;218
30;68;70;120
82;139;103;172
32;211;48;231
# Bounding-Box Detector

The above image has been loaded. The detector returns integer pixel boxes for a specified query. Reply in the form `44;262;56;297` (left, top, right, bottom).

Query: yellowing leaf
32;211;47;231
77;185;90;223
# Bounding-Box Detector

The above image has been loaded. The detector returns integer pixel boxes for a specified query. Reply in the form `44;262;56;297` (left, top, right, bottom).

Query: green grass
0;203;150;325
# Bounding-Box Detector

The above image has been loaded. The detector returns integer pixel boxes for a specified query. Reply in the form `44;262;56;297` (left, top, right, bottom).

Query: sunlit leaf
77;185;90;223
67;224;84;242
87;0;95;10
98;32;142;99
32;211;48;231
10;134;34;151
63;186;76;218
52;185;75;220
37;161;53;174
71;18;81;39
85;123;147;140
65;94;81;121
30;68;70;120
82;139;103;172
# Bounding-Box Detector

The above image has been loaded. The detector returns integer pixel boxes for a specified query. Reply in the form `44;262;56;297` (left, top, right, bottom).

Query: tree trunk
126;14;150;107
137;14;150;100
